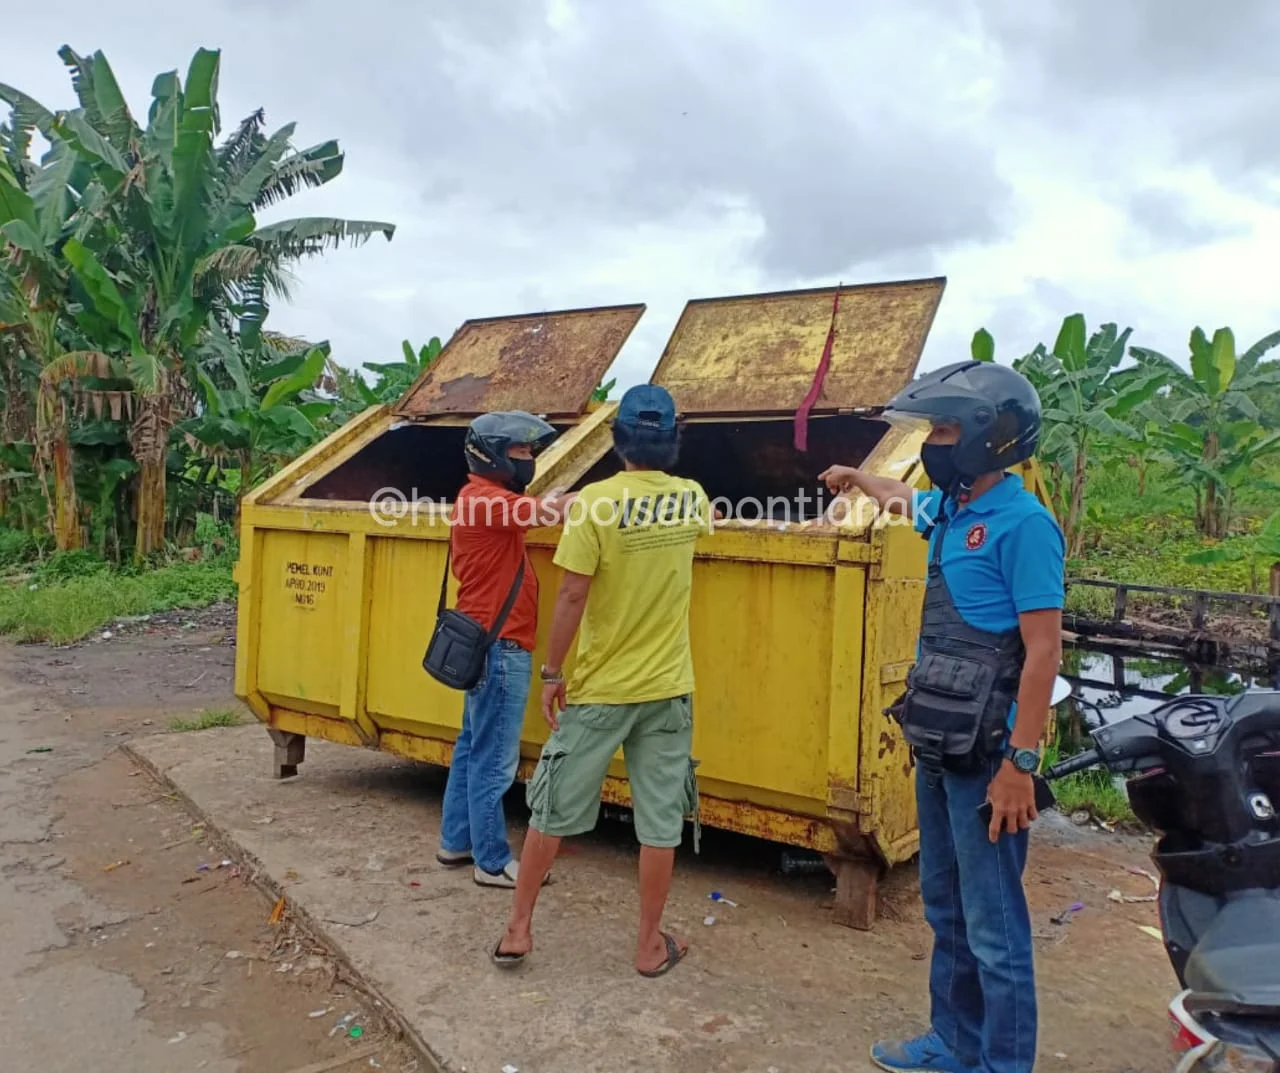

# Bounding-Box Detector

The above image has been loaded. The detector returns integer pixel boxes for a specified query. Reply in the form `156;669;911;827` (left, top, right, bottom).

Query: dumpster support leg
830;856;881;931
268;729;305;779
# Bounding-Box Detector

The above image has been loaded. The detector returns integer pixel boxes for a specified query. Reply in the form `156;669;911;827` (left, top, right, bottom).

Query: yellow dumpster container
234;279;1050;929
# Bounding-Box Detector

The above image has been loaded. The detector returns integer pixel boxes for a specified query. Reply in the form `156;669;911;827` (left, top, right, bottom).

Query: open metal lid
650;278;945;415
392;303;645;419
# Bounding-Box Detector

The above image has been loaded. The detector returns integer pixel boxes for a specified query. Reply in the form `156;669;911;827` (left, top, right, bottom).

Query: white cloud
6;0;1280;398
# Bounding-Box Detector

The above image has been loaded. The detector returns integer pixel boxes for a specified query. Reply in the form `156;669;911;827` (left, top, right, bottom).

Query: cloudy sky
7;0;1280;391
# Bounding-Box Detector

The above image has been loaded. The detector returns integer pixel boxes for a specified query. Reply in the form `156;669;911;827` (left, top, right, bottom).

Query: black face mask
921;443;961;493
509;458;536;492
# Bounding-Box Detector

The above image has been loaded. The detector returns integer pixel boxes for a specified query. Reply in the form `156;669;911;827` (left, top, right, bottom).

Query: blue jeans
917;757;1036;1073
440;641;532;874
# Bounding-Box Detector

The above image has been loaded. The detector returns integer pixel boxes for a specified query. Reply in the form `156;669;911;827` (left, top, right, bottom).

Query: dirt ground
2;603;1178;1072
0;603;419;1073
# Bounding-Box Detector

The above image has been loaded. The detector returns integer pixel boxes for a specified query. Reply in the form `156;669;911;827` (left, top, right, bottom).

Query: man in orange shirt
438;412;575;888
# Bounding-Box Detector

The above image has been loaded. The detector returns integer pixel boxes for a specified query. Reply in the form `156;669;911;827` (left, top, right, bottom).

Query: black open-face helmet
883;361;1042;481
464;411;558;488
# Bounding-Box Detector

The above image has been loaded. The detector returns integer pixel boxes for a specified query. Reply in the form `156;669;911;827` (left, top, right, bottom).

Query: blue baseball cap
615;384;677;433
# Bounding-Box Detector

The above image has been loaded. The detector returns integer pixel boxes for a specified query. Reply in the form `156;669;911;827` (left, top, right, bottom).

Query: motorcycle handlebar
1044;749;1101;780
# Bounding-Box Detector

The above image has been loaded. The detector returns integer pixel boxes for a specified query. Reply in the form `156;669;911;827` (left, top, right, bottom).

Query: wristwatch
1004;744;1041;774
540;665;563;684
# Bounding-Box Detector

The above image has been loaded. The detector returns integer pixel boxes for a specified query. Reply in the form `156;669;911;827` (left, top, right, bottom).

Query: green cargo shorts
526;695;700;850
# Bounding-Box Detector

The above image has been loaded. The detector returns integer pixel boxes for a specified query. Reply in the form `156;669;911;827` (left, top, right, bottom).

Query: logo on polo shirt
965;523;988;551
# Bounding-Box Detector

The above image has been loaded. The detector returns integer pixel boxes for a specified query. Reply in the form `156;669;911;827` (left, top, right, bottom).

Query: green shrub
194;512;236;550
35;549;110;584
0;526;45;568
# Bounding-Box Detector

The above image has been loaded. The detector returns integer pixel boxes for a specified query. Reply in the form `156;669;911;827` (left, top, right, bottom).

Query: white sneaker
472;860;552;889
474;861;519;888
436;847;473;867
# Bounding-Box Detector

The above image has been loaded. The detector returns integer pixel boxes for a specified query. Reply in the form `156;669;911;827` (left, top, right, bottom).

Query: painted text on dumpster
283;560;334;609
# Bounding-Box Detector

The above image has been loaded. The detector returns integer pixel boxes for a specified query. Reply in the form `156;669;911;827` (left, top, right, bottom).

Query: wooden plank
1069;577;1280;608
1064;614;1278;659
831;856;880;931
1064;615;1196;647
1191;593;1208;632
1203;590;1277;607
1113;586;1128;623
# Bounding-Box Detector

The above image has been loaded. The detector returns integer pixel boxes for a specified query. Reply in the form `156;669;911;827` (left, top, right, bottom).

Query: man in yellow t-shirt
492;385;712;978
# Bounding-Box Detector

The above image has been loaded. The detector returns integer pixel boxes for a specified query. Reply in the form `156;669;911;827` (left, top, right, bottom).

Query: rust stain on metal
434;372;494;411
651;277;945;415
394;303;645;419
878;730;897;759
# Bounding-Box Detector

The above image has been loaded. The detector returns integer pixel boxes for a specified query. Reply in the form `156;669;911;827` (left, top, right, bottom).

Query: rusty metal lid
649;278;945;415
392;303;646;419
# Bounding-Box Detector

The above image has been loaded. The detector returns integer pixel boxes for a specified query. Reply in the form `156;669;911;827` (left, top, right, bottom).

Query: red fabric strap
793;286;841;452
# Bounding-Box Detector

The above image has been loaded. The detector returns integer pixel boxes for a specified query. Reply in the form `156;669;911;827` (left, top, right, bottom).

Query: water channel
1057;642;1277;756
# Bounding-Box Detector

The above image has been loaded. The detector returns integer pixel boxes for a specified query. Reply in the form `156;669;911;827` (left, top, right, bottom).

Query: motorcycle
1043;685;1280;1072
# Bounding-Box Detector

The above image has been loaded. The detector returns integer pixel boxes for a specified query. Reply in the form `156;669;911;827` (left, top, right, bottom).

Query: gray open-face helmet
464;411;558;490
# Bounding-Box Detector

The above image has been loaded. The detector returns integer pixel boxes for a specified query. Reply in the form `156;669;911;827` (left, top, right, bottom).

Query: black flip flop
491;938;526;969
637;932;687;978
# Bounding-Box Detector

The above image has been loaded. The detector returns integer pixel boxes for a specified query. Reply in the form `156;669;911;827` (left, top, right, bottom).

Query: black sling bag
422;541;526;691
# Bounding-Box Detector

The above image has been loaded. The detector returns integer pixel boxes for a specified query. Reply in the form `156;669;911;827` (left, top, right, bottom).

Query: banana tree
319;336;443;425
0;138;103;550
1122;402;1166;499
1010;315;1164;557
0;279;31;524
370;336;443;400
1133;327;1280;537
1154;417;1280;540
4;46;395;560
182;330;333;513
0;118;34;451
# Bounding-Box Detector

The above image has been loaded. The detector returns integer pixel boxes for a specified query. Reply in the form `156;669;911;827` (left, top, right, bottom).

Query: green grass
1043;741;1135;825
0;554;235;644
170;706;244;732
1070;460;1279;596
1073;516;1259;590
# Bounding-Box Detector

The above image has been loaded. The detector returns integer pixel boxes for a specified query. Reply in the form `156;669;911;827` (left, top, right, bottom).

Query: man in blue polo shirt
821;361;1064;1073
